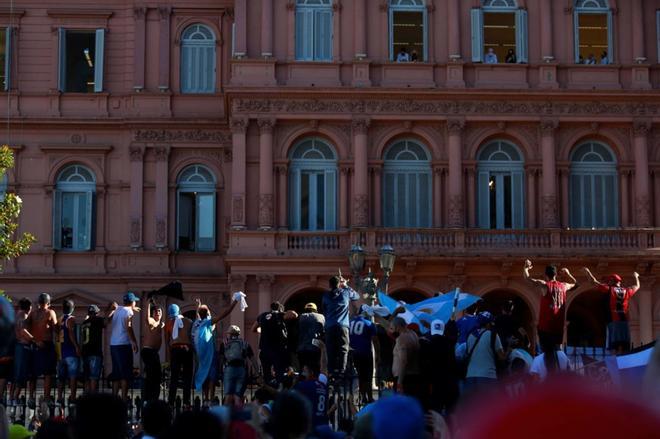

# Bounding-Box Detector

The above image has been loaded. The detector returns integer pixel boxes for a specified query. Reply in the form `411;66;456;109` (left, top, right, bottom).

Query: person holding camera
322;275;359;379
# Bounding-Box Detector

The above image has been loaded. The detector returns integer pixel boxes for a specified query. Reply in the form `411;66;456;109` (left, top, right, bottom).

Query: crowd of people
0;259;656;438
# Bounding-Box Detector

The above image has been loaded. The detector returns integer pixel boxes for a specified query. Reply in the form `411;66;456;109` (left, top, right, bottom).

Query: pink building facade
0;0;659;354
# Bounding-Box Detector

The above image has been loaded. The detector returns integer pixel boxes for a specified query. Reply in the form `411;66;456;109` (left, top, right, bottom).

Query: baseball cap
478;311;494;326
167;303;180;318
9;424;35;439
431;319;445;336
228;325;241;335
123;291;139;304
88;305;100;315
608;274;622;283
304;302;317;312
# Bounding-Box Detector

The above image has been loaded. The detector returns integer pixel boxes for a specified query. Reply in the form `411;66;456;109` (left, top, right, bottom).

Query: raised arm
631;272;641;294
582;267;604;287
560;268;577;291
523;259;546;288
212;298;238;325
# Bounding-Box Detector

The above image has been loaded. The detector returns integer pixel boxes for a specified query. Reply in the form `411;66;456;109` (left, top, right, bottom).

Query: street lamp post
378;244;396;294
347;244;395;306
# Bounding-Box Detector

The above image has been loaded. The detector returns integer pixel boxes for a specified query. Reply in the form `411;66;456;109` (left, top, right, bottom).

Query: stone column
637;283;654;344
256;275;275;316
231;118;248;230
527;167;537;229
258;119;276;230
633;121;652;227
158;7;171;91
372;167;382;227
332;2;342;62
466;168;476;228
133;7;146;91
339;166;349;229
234;0;248;58
261;0;273;57
447;119;465;227
154;146;170;249
540;120;560;228
447;0;460;59
276;165;288;229
425;3;435;63
540;0;553;60
559;168;569;228
631;0;646;63
286;1;296;60
354;0;367;58
433;166;443;227
352;119;370;227
621;170;630;227
129;145;145;248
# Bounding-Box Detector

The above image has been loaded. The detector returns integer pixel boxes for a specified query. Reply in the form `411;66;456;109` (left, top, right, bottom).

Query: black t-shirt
80;316;104;357
257;311;287;351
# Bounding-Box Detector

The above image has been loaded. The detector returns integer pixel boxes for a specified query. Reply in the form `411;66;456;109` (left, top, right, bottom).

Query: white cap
431;319;445;336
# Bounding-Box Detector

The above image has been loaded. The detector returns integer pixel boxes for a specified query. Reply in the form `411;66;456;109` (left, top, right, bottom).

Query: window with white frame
476;140;525;229
57;29;105;93
53;165;95;251
382;140;432;228
181;24;216;94
0;27;12;91
569;142;618;228
289;138;337;231
295;0;333;61
177;165;216;251
574;0;612;64
390;0;427;62
472;0;527;64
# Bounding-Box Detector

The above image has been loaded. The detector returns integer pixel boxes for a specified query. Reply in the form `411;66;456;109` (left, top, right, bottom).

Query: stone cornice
134;129;231;145
232;98;660;118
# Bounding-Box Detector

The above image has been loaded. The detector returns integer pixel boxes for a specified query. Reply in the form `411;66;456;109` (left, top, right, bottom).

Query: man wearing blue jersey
349;306;378;403
294;364;330;431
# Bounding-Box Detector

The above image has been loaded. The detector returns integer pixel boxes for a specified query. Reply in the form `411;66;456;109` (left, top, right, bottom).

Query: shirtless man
11;298;35;405
28;293;58;402
141;299;164;401
56;299;81;404
164;304;193;408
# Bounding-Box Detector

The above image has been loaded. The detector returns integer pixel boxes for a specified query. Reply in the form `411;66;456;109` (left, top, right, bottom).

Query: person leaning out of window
505;49;516;64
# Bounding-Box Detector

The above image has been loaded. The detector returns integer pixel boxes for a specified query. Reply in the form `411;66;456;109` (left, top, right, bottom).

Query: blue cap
478;311;494;326
371;395;423;439
123;292;139;304
168;303;180;318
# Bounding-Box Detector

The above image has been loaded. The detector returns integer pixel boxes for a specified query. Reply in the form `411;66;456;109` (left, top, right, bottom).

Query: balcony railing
227;228;659;258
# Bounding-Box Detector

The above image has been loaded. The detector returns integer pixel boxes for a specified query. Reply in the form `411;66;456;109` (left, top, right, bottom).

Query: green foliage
0;145;35;269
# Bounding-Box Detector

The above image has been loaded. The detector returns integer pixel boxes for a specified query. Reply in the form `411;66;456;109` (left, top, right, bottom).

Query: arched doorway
567;289;609;347
284;288;325;315
389;290;429;305
480;290;534;343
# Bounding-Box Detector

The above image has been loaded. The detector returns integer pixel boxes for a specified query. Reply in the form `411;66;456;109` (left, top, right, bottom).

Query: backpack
261;311;288;345
225;339;246;363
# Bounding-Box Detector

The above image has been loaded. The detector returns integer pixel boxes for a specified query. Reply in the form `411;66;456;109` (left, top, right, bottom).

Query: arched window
569;141;618;228
389;0;427;62
295;0;333;61
472;0;527;63
177;165;216;251
476;140;524;229
574;0;612;64
383;140;431;228
53;165;96;251
180;24;216;93
289;138;337;231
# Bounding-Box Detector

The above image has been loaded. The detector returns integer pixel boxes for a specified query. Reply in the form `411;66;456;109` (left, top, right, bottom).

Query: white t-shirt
529;351;569;380
466;329;502;379
110;306;134;346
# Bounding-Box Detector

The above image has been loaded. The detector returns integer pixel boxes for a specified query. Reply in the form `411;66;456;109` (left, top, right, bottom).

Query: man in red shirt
583;267;640;354
523;260;577;348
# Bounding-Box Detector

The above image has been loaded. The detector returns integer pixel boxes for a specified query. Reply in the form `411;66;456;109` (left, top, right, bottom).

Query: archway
567;289;609;347
284;288;325;315
481;289;534;343
389;290;428;305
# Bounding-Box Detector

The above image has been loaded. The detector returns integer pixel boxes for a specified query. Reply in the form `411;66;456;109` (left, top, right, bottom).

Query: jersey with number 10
294;379;329;427
349;316;376;355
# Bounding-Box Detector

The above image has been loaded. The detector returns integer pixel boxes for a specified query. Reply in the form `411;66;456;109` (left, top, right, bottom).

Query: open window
176;165;217;252
58;28;105;93
389;0;427;62
0;27;12;91
573;0;612;64
53;165;96;251
471;0;527;64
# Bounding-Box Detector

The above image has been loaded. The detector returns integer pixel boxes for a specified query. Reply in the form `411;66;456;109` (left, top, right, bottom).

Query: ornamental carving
129;145;145;162
129;218;141;245
352;118;370;135
447;195;464;227
541;196;560;228
134;129;231;144
257;118;276;134
230;118;249;134
155;218;166;245
353;194;369;227
633;120;651;137
636;195;652;227
447;118;465;135
232;195;245;224
153;146;170;162
133;7;146;19
540;119;559;136
258;194;274;228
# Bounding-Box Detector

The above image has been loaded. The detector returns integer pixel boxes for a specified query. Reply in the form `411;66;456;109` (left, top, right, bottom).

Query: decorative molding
133;7;146;20
230;118;249;134
633;120;651;137
636;195;652;227
232;195;245;224
158;6;172;20
257;274;276;285
223;149;233;163
129;218;141;246
155;218;166;246
153;146;170;162
134;129;231;144
129;145;145;162
286;1;296;11
446;118;465;135
351;118;370;135
353;194;369;227
257;118;276;134
541;195;560;228
540;119;559;136
258;194;274;228
39;144;113;154
447;195;464;227
46;9;113;19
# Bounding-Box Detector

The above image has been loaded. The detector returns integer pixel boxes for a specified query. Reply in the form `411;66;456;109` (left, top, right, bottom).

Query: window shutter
290;169;300;230
407;173;416;228
4;27;11;91
295;9;314;60
471;8;484;63
94;29;105;92
383;173;394;227
196;193;216;251
573;11;580;63
605;174;618;227
181;44;192;92
80;191;93;250
58;28;67;91
515;9;528;63
324;170;336;230
477;171;490;228
315;9;333;61
419;172;430;228
606;10;614;63
204;45;215;93
52;190;62;250
512;170;524;229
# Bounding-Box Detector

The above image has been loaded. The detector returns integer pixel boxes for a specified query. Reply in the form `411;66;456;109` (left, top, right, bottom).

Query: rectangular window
56;191;93;251
295;7;332;61
58;28;105;92
177;192;216;252
483;12;516;63
391;10;425;62
0;27;8;91
575;13;611;64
